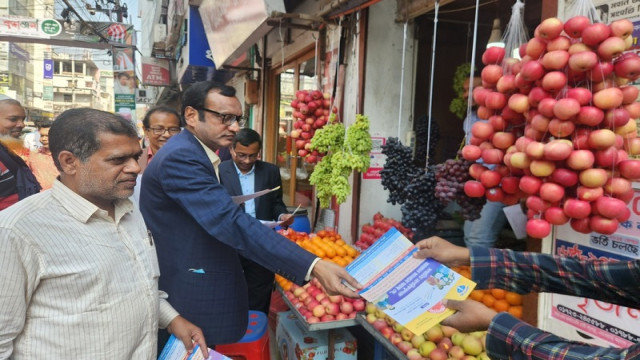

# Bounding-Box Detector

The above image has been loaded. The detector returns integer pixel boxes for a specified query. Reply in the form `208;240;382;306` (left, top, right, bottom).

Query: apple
389;332;403;346
530;160;555;177
338;302;353;315
541;50;570;70
411;334;427;348
526;37;547;58
509;152;531;169
485;91;508;110
500;176;520;194
527;219;551;238
520;60;545;82
545;206;569;225
595;147;619;167
461;334;484;356
543;140;573;161
449;345;466;360
553;98;581;120
620;85;639;104
479;170;501;189
440;325;458;337
425;325;444;343
519;175;542;195
568;51;599;72
482;148;504;164
571;218;592;233
552;168;579;187
496;74;517;93
312;304;326;317
379;326;394;339
589;129;617;149
365;302;377;314
582;23;611;46
593;87;624;110
548;118;575;138
587;61;614;82
530;114;550;133
610;19;633;38
564;198;593;219
401;327;415;342
406;349;423;360
526;196;551;213
595;196;627;219
464;181;485;198
566;149;595;170
397;341;413;354
528;87;552;107
537;17;563;40
598;37;627;61
508;93;530;113
625;102;640;119
618;159;640;179
566;87;592;106
614;53;640;80
579;168;608;187
618;207;632;222
492;132;515;149
469;163;489;179
481;64;503;85
564;16;590;38
428;348;448;360
577;186;603;202
539;182;565;203
576;106;604;126
489;114;507;131
624;138;640;155
482;46;506;65
590;216;619;235
352;298;365;312
542;71;567;93
605;177;632;196
471;121;494;140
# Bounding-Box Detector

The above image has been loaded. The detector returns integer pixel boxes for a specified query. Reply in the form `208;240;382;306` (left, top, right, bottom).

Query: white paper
231;186;280;205
503;204;528;240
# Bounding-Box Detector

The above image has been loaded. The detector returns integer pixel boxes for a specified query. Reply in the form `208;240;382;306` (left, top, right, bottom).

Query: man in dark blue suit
139;81;360;347
219;128;294;316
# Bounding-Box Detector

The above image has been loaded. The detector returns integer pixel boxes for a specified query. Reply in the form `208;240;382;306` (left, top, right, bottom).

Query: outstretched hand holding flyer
345;228;476;334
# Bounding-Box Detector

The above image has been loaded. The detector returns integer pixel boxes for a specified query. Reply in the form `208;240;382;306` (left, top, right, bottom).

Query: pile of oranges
454;266;524;319
276;229;360;291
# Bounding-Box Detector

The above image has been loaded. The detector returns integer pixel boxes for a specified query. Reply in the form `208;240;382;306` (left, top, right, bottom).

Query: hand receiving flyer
345;228;476;335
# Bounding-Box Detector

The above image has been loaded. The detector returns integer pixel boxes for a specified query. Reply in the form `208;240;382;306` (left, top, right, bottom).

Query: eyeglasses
200;107;247;127
148;127;181;135
235;153;259;161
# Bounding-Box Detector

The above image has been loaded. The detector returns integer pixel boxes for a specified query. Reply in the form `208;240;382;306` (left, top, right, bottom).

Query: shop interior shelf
355;314;408;359
277;286;358;331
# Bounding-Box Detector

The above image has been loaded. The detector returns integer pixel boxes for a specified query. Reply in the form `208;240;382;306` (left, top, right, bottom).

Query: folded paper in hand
158;335;231;360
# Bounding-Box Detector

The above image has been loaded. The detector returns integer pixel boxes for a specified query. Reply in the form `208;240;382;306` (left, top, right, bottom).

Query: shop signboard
141;56;170;86
43;59;53;79
198;0;285;66
0;16;135;46
363;136;386;180
42;85;53;101
9;43;29;62
0;72;9;85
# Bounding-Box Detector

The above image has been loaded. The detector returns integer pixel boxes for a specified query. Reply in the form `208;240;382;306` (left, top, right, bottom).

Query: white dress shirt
0;180;179;359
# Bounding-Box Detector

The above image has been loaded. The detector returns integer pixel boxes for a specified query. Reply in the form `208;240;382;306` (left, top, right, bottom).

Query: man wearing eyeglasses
139;81;361;348
139;106;182;173
219;128;294;316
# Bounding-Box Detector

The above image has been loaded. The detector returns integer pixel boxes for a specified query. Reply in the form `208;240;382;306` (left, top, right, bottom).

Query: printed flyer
346;228;476;335
158;335;230;360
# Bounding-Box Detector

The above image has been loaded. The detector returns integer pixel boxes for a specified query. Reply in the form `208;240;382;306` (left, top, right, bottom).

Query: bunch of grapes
380;138;423;205
400;167;443;234
413;115;439;168
434;156;486;221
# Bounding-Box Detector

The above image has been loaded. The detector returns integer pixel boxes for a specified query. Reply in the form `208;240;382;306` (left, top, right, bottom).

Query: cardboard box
276;311;357;360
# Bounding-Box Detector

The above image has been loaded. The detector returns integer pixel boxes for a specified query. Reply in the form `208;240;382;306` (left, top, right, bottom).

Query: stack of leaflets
345;228;476;335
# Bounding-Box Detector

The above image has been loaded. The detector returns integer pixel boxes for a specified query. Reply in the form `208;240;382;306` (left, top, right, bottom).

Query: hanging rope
397;22;409;138
425;0;440;166
464;0;481;140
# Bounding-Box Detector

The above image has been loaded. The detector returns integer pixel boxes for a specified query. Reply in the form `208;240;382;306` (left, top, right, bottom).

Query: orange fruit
317;230;327;237
344;246;358;258
508;305;523;318
469;290;485;302
336;239;345;246
505;292;523;306
324;247;336;258
490;289;506;300
458;269;472;279
335;246;347;257
493;299;510;313
482;294;496;308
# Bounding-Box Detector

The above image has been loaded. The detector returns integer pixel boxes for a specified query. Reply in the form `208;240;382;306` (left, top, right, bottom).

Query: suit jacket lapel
253;162;265;211
222;164;243;196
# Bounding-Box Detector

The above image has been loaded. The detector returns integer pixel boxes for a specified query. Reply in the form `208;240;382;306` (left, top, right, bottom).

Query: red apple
501;176;520;194
471;121;494;140
552;168;579;187
537;17;563;40
510;152;531;169
485;91;508;110
530;114;550;132
539;182;565;203
462;145;482;161
576;106;604;126
568;51;599;72
496;74;517;93
489;115;507;131
526;219;551;238
614;53;640;80
553;98;581;120
530;159;556;177
544;140;573;161
492;132;515;149
520;61;545;82
482;148;504;164
548;118;575;138
566;87;592;106
595;196;627;219
582;23;611;46
528;87;552;107
519;175;542;195
542;71;567;93
547;35;572;51
590;216;619;234
625;102;640;119
597;37;627;61
605;177;632;196
620;85;639;104
624;137;640;155
526;38;547;58
469;163;489;179
589;129;617;149
480;170;502;188
595;146;619;167
618;159;640;179
481;64;503;85
610;19;634;39
537;97;557;118
577;186;603;202
545;206;569;225
564;199;592;219
566;149;595;170
564;16;590;38
482;46;506;65
541;50;570;70
571;217;592;233
508;93;530;113
464;181;485;197
587;61;614;82
526;141;545;159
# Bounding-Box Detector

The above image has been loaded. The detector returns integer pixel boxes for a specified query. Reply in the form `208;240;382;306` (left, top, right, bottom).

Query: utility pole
86;0;128;23
114;0;123;23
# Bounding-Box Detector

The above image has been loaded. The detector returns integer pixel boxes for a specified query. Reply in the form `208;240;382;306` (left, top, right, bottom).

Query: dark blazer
218;160;287;221
139;130;317;345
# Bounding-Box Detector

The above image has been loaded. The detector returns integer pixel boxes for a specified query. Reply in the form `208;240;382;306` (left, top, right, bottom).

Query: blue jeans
463;200;507;247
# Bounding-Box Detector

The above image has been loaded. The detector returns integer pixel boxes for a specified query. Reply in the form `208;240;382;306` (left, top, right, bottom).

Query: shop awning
198;0;287;67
